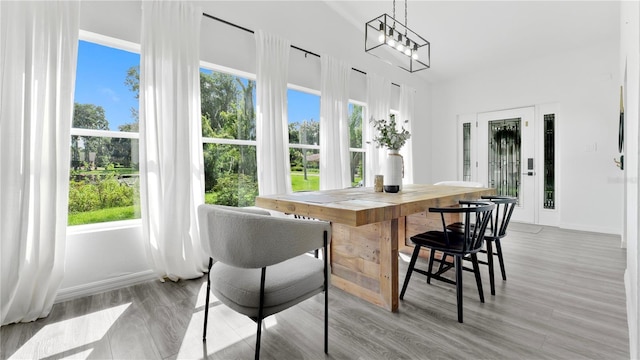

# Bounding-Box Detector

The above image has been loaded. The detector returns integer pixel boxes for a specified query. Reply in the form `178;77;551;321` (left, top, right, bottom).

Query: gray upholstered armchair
197;204;331;360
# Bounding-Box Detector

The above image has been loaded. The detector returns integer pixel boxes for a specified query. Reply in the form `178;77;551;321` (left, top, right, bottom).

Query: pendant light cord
392;0;396;27
404;0;408;36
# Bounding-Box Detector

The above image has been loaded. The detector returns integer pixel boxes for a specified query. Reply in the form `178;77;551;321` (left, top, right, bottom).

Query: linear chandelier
365;0;430;73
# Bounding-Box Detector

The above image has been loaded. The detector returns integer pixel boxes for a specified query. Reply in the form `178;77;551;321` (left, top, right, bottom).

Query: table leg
379;218;399;311
330;219;399;312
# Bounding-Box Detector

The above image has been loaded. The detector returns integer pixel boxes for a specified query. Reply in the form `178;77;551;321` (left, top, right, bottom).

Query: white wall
61;0;431;300
58;221;154;302
422;40;623;234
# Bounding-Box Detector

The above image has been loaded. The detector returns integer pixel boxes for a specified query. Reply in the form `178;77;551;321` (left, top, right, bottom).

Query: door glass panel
543;114;555;209
462;122;471;181
488;119;521;201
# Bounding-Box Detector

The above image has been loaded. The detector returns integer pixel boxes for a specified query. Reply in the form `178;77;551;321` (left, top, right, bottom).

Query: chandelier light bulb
404;39;412;56
411;43;419;59
387;28;396;47
396;34;405;51
378;23;385;43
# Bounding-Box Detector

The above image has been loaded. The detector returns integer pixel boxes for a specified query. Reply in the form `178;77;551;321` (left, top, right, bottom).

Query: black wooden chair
400;201;495;323
475;196;517;294
446;196;517;295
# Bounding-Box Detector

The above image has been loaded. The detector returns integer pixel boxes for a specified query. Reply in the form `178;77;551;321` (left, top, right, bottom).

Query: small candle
374;175;384;192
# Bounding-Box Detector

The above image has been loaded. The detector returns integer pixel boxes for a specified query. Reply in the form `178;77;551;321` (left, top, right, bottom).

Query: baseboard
558;222;621;236
55;270;158;303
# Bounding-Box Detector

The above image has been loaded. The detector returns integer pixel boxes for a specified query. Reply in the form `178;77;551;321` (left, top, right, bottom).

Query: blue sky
74;40;319;131
74;41;139;131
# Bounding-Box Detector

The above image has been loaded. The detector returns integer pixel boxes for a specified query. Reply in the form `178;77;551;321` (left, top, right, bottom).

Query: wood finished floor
1;225;629;359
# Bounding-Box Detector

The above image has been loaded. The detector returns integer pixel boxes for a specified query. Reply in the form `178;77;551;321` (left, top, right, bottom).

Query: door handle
522;172;535;176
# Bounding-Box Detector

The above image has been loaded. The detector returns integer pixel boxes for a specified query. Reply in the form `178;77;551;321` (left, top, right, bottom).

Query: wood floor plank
0;224;629;359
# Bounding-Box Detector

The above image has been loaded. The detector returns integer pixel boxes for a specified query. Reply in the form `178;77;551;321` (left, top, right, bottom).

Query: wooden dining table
255;183;495;312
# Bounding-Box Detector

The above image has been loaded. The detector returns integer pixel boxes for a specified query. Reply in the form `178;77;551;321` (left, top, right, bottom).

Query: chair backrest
434;180;484;188
430;201;495;253
197;204;331;269
481;196;517;238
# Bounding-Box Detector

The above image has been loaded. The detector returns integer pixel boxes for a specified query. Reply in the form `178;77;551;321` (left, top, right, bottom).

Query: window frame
199;62;259;206
68;31;142;230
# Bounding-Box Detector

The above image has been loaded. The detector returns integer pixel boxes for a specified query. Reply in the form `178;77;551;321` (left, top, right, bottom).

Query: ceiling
325;1;620;82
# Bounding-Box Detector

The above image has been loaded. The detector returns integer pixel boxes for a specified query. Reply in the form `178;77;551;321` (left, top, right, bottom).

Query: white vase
383;149;403;193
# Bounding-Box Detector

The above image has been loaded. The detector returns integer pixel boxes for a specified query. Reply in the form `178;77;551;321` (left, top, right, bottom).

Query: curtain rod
202;12;398;87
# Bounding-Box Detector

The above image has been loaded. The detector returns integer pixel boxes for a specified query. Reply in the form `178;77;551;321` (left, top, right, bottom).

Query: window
288;88;320;192
349;103;365;187
462;122;471;181
543;114;555;209
200;68;258;207
69;38;140;226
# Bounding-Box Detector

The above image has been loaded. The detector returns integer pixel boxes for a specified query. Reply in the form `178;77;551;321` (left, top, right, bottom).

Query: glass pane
290;148;320;192
349;103;364;148
200;69;256;141
463;122;471;181
488;118;521;201
68;136;140;225
288;89;320;191
350;151;365;187
544;114;555;209
74;40;139;132
203;144;258;207
288;89;320;145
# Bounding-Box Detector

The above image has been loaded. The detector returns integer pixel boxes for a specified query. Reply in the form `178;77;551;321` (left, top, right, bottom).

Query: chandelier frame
365;13;431;73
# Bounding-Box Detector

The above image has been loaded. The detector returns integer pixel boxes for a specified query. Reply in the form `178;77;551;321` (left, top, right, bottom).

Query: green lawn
291;172;362;191
291;172;319;192
72;167;138;176
68;205;139;226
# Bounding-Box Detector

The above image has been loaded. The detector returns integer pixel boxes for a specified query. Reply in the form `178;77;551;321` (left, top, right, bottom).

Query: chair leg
255;267;266;360
324;284;328;354
438;253;448;273
470;253;484;303
486;241;496;296
427;248;436;284
203;257;213;341
323;230;328;354
400;245;421;299
495;239;507;280
455;255;463;323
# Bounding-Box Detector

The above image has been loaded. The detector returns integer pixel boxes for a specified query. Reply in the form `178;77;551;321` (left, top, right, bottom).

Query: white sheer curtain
0;1;79;325
364;73;391;186
320;55;351;190
399;84;415;185
255;30;292;195
139;1;206;281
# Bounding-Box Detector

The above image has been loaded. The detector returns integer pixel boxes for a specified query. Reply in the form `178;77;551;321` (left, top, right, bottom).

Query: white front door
477;107;536;223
